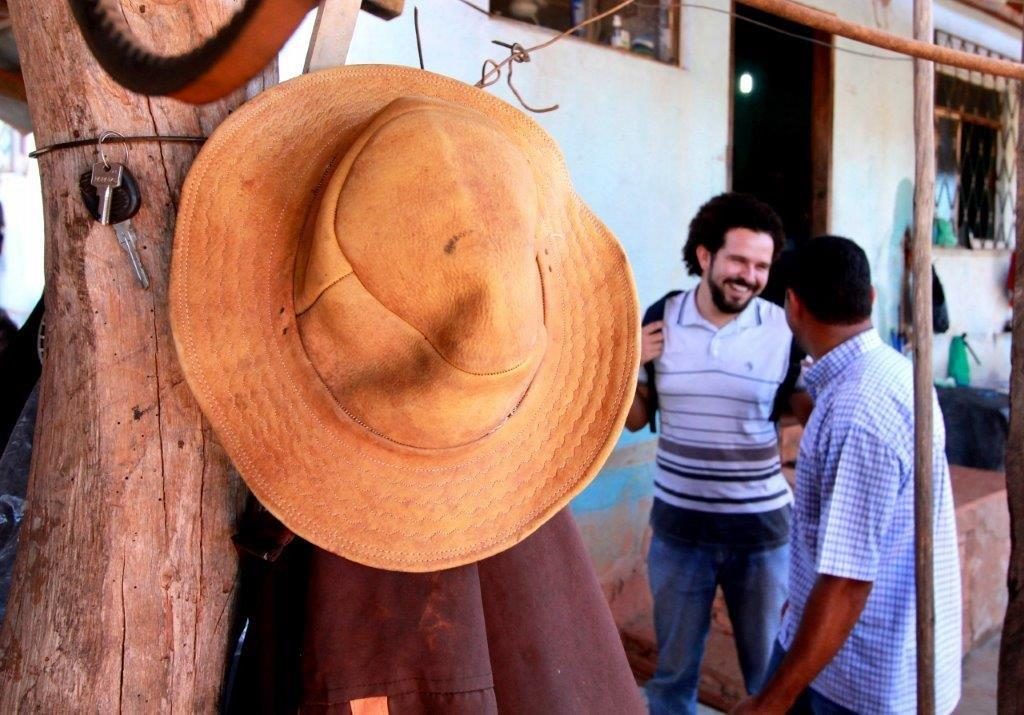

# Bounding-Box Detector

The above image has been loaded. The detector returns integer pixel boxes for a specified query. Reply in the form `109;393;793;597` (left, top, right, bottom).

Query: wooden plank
997;27;1024;715
809;29;832;237
0;0;259;708
912;1;937;713
304;0;362;73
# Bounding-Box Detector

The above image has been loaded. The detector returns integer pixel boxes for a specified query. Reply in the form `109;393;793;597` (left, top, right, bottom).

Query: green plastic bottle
947;334;977;387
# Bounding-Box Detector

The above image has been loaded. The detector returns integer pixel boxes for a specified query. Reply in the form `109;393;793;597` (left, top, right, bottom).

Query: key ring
97;130;130;170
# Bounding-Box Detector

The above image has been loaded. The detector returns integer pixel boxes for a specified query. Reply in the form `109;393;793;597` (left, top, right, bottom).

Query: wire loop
97;130;129;169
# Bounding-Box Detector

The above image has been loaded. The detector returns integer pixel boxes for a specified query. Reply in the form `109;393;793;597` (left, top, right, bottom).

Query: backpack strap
770;337;804;423
642;290;683;433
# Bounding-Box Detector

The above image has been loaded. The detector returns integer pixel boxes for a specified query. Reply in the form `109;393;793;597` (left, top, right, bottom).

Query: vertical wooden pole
304;0;362;73
809;30;833;238
912;1;936;713
997;28;1024;715
0;1;273;709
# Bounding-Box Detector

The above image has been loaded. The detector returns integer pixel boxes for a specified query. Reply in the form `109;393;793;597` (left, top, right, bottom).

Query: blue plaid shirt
779;330;961;714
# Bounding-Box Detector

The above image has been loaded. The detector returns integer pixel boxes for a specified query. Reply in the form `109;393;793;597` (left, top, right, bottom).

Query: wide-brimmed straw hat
170;65;639;572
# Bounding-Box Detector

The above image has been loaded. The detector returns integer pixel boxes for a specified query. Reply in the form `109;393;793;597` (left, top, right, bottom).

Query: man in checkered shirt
732;236;961;714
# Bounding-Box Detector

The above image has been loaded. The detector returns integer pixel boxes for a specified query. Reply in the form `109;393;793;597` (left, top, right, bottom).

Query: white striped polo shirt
639;290;795;515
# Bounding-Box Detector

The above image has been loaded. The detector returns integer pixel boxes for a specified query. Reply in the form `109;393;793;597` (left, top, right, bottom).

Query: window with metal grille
488;1;680;65
934;30;1017;249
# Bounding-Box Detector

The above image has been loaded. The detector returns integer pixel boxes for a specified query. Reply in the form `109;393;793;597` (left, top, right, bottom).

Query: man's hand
788;390;814;426
625;384;651;432
731;576;872;714
730;695;784;715
641;321;665;364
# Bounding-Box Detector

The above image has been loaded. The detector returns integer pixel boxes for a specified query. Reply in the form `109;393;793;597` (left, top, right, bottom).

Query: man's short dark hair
789;235;873;325
682;193;785;276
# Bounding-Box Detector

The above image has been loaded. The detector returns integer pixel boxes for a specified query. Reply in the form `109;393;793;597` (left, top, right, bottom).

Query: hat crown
336;100;543;373
293;98;547;449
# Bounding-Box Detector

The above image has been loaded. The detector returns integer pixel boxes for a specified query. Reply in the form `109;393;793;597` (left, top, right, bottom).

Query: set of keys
78;136;150;289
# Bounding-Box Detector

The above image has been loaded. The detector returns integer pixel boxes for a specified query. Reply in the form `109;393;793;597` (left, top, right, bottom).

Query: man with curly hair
627;193;802;715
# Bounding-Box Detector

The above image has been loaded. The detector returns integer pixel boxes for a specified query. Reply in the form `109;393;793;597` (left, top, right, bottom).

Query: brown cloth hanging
227;506;644;715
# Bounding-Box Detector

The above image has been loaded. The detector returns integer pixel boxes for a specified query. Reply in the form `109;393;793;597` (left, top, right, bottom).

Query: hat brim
170;66;639;572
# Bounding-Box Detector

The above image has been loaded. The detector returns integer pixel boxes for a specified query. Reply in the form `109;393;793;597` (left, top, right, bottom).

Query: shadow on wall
875;177;913;344
571;459;655;633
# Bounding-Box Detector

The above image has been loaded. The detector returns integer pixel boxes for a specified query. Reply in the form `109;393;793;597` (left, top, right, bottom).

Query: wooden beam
304;0;362;73
741;0;1024;79
998;25;1024;715
912;1;936;713
304;0;404;74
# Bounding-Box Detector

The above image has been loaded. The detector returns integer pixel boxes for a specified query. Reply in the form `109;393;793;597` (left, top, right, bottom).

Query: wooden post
809;30;833;238
305;0;362;73
0;1;273;709
997;28;1024;715
912;1;936;713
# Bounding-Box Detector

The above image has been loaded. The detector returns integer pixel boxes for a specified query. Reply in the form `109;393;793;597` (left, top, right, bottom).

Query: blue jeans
644;532;789;715
763;640;856;714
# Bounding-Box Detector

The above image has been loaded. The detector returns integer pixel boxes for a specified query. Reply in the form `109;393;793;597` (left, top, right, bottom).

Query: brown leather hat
170;66;639;572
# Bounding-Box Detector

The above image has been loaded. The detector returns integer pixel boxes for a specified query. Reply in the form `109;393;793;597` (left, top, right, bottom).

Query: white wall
0;132;44;327
282;0;734;448
352;3;733;313
809;0;916;344
278;0;1018;393
933;249;1013;390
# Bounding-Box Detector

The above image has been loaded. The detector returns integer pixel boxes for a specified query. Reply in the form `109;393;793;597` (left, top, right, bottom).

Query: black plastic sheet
937;385;1010;471
0;383;36;622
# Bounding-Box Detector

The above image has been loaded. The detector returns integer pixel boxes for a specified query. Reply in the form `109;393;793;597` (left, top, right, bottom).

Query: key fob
79;164;142;224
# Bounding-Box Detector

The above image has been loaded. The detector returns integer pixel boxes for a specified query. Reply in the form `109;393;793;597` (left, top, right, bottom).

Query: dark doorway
730;4;832;247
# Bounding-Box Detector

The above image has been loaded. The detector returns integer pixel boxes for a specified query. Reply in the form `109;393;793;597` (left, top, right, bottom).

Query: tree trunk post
998;26;1024;715
0;1;274;709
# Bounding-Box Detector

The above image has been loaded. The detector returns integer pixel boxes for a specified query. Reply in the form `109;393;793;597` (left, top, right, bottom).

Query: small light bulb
739;72;754;95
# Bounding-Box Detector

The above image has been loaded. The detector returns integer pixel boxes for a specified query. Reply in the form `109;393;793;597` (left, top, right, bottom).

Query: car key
79;164;149;289
90;161;123;225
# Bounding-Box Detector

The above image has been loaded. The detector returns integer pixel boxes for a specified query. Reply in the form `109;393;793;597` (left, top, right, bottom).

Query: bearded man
627;193;802;715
